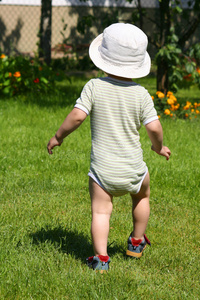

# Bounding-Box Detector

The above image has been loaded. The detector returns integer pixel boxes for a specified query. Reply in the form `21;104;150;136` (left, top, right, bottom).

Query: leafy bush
156;30;200;92
0;54;65;97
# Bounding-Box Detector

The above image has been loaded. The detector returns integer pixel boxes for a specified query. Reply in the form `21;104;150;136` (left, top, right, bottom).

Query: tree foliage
78;0;200;93
130;0;200;93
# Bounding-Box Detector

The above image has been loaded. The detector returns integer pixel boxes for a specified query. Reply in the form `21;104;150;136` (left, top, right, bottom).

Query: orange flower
170;104;175;111
151;96;154;101
158;115;161;119
183;101;192;110
0;54;6;59
174;104;180;110
185;113;189;118
164;109;171;115
9;72;12;77
194;102;198;108
196;110;200;114
170;113;173;117
196;67;200;75
13;71;21;78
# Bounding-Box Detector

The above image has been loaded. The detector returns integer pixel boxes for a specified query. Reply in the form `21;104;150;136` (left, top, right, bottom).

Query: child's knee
92;200;113;216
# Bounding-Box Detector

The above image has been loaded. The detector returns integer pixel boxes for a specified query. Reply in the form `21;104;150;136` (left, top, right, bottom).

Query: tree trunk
39;0;52;65
137;0;143;30
157;58;168;94
156;0;171;93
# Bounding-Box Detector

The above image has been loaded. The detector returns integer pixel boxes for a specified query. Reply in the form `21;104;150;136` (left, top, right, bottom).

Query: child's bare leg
89;177;113;256
131;172;150;240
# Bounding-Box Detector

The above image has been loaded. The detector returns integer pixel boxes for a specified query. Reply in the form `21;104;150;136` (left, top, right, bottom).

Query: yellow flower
164;109;171;115
13;71;21;78
157;92;165;99
169;94;177;102
0;54;6;59
167;91;173;97
191;109;194;113
196;110;200;114
167;98;175;105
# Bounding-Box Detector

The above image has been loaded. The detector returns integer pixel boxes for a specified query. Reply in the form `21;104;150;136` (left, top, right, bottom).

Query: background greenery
0;76;199;299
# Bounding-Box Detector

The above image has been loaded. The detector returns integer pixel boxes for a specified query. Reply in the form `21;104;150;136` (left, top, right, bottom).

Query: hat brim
89;33;151;79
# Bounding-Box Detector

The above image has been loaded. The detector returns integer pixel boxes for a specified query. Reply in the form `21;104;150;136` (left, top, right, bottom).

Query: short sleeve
141;91;158;125
74;80;94;115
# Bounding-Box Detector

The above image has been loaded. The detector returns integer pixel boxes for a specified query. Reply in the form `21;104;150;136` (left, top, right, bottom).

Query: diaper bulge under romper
75;77;158;197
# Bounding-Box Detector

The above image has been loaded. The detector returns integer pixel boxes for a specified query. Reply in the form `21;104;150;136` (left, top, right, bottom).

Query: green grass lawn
0;77;199;299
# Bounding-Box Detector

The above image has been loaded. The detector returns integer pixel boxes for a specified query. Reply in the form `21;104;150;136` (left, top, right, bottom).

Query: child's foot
86;255;111;273
126;233;151;258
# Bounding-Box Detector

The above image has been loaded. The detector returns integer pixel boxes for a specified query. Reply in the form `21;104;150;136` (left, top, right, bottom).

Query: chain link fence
0;1;199;58
0;0;158;57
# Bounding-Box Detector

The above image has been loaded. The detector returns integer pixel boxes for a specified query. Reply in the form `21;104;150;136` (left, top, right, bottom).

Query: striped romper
75;77;158;197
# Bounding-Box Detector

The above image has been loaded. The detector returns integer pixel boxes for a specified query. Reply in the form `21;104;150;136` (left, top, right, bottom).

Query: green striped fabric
75;77;158;196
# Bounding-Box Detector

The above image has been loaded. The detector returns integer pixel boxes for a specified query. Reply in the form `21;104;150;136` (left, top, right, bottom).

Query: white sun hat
89;23;151;79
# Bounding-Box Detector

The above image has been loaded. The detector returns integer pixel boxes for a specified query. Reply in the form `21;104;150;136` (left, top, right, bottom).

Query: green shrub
0;54;65;97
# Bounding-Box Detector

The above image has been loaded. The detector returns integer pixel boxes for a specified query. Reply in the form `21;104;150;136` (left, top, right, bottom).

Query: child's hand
151;145;171;160
47;136;63;155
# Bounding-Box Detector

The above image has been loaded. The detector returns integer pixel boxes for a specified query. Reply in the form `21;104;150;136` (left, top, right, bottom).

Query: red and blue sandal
126;233;151;258
86;255;111;273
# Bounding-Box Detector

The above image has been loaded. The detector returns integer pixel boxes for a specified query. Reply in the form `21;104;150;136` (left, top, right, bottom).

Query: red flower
183;74;192;81
34;78;40;83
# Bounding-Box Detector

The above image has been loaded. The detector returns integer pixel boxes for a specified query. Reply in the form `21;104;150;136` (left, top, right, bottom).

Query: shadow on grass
0;76;88;109
22;82;83;109
29;226;124;262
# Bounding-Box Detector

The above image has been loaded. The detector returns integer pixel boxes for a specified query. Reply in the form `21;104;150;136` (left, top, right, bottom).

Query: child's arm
145;119;171;160
47;108;87;155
